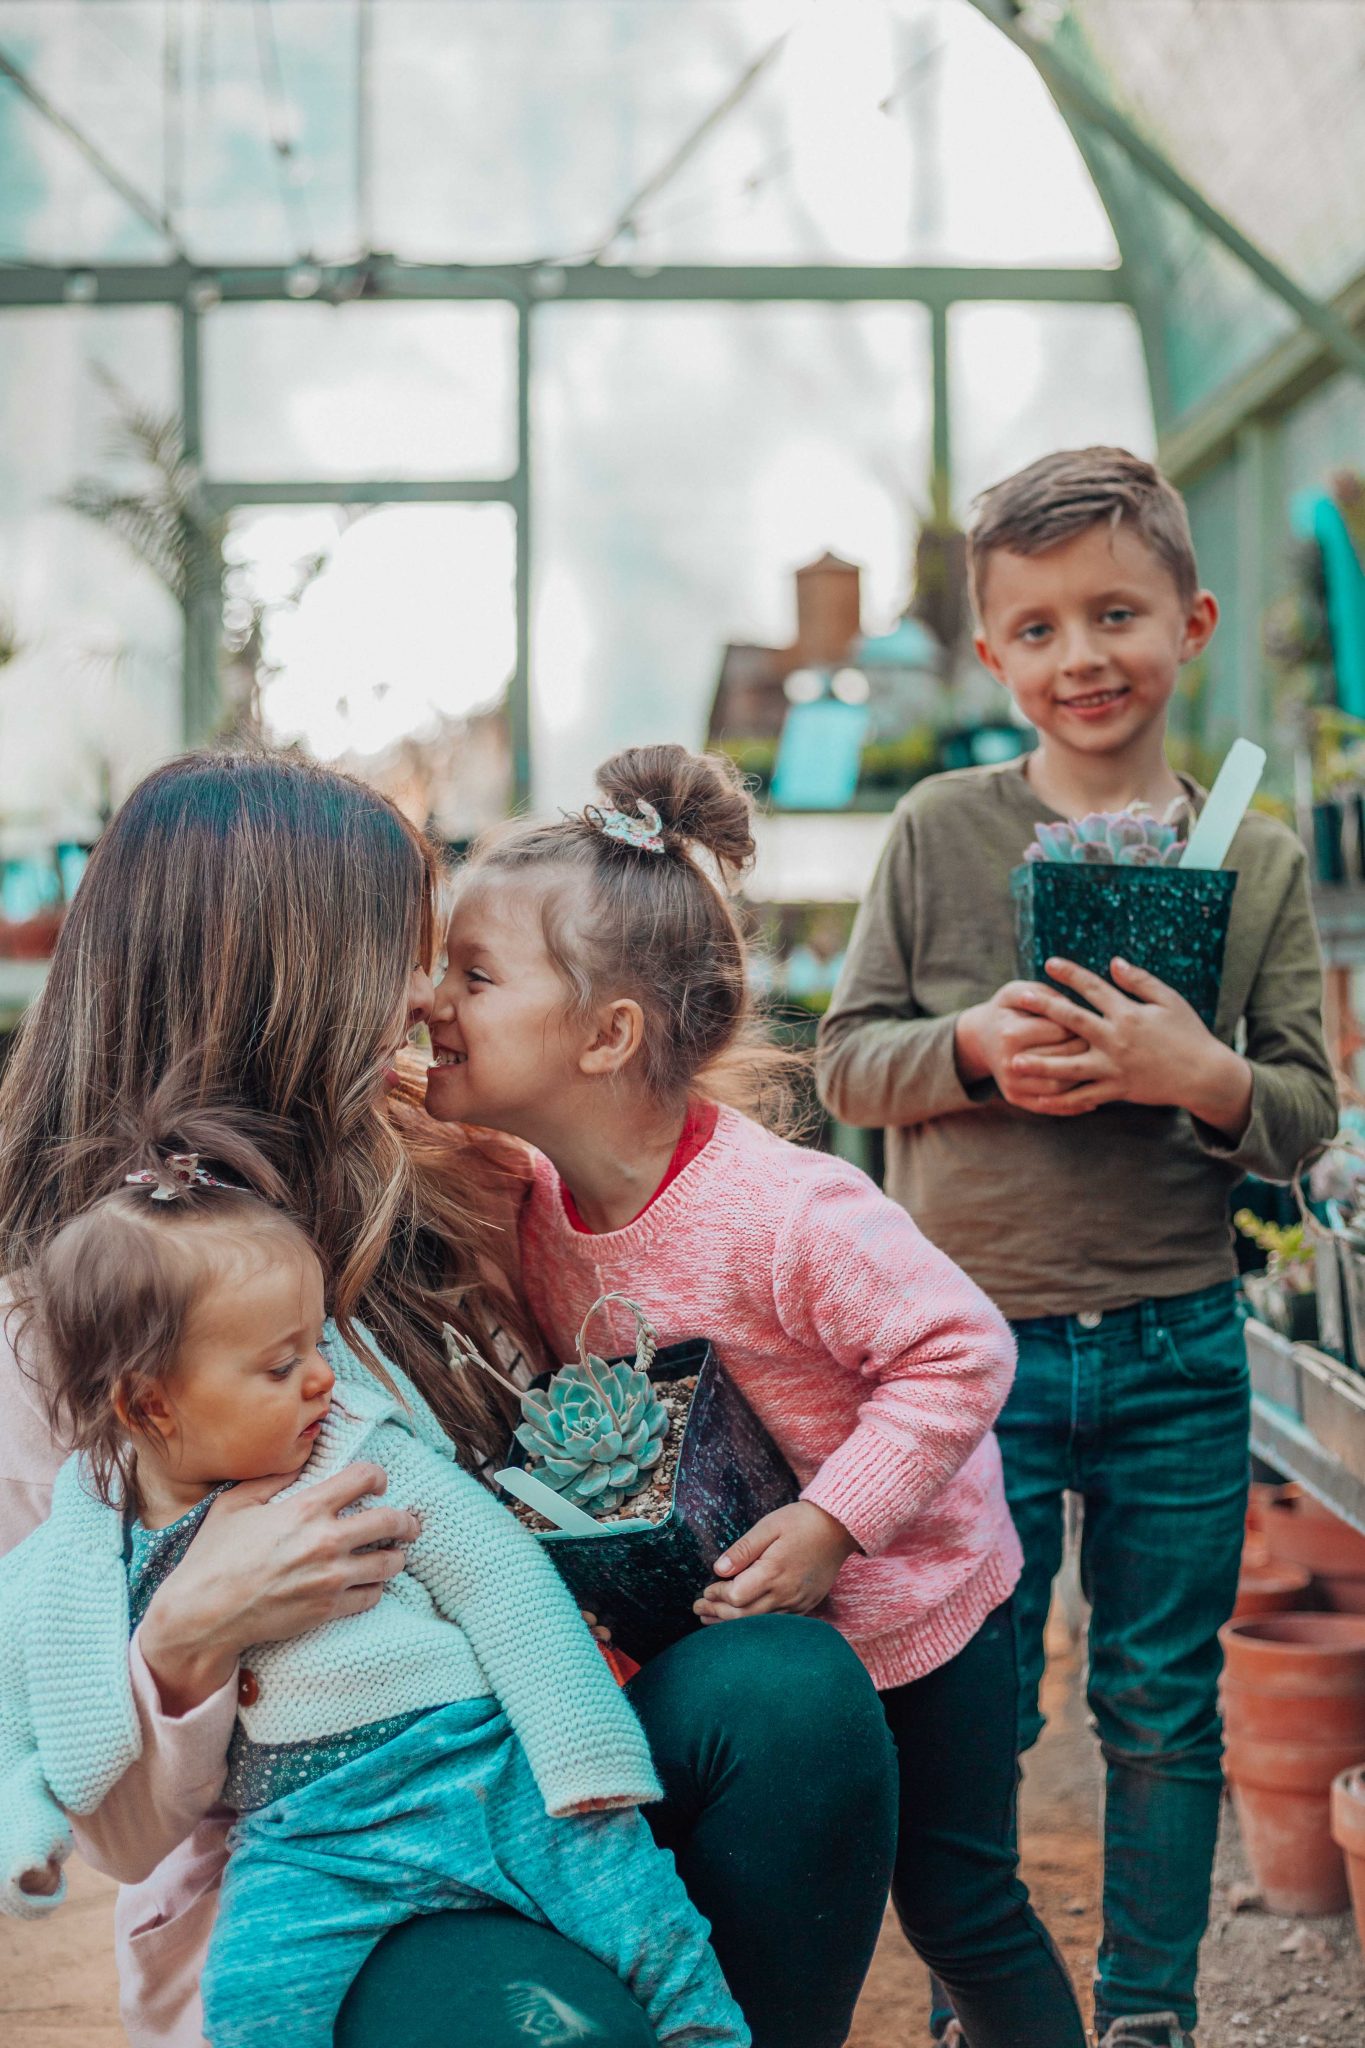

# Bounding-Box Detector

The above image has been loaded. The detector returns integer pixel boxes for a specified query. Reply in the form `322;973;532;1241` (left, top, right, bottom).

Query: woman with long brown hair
0;749;896;2048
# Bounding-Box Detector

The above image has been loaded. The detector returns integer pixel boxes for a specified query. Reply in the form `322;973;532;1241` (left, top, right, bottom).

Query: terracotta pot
1330;1766;1365;1953
1232;1560;1313;1621
1220;1614;1365;1914
1261;1494;1365;1612
1247;1481;1294;1545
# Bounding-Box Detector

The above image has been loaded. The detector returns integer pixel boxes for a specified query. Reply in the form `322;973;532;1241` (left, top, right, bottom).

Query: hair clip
584;798;666;854
125;1153;232;1203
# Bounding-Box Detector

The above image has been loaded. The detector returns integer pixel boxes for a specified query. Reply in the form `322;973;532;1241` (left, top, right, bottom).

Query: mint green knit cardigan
0;1323;662;1921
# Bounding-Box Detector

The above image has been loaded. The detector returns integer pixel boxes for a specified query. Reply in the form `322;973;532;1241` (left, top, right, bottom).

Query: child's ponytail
464;744;808;1132
595;744;756;888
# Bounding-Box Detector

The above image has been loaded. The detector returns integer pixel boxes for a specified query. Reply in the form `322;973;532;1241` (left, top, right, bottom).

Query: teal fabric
125;1491;224;1632
998;1282;1248;2036
202;1696;748;2048
1293;491;1365;720
341;1616;898;2048
0;1326;663;1886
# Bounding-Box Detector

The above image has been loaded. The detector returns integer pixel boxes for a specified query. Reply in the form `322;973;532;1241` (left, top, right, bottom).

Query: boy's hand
1006;956;1253;1136
955;984;1093;1109
693;1503;860;1624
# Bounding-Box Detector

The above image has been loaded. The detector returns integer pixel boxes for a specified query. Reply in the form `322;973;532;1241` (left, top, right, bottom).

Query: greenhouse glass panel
533;302;931;808
202;304;518;481
948;301;1152;515
0;1;1118;268
1048;1;1365;305
0;305;179;829
233;502;516;773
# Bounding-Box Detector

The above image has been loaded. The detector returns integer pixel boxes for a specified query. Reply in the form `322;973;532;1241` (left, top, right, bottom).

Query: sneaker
937;2025;966;2048
1096;2017;1194;2048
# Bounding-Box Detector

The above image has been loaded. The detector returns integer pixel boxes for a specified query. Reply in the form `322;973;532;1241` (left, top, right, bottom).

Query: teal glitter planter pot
1011;863;1238;1028
510;1338;798;1664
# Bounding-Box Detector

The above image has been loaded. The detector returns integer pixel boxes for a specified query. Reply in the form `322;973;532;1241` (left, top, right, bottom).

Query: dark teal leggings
336;1615;897;2047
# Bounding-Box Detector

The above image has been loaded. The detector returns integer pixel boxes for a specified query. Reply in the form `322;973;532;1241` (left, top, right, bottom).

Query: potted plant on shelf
1305;1136;1365;1372
1235;1210;1319;1343
447;1295;799;1663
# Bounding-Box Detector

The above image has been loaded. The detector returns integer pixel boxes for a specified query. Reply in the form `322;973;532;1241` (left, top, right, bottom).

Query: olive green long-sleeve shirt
816;759;1338;1319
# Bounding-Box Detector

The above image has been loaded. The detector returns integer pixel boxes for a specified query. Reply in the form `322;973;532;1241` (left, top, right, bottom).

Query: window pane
232;503;515;815
948;302;1153;516
533;303;931;809
203;304;516;480
0;307;180;832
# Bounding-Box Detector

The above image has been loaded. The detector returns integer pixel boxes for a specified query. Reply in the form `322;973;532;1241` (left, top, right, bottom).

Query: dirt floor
3;1621;1362;2047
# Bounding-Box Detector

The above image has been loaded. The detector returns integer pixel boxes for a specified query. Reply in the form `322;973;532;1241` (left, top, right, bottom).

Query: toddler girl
426;744;1086;2048
0;1108;748;2048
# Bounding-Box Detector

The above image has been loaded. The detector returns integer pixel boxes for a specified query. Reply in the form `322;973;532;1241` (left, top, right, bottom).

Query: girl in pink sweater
425;744;1085;2048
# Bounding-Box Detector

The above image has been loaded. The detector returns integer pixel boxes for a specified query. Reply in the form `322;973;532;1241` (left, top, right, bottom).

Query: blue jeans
998;1282;1249;2037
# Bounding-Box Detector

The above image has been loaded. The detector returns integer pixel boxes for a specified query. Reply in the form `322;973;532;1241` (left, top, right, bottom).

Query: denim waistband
1010;1277;1241;1342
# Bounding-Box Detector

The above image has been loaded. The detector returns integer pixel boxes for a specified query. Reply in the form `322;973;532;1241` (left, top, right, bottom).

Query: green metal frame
0;256;1129;795
6;8;1365;800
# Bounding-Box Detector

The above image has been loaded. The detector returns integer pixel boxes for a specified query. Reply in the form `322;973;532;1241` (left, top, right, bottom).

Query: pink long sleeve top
519;1105;1023;1690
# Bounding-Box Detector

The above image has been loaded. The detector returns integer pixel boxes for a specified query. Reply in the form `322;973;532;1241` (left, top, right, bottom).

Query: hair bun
594;744;755;882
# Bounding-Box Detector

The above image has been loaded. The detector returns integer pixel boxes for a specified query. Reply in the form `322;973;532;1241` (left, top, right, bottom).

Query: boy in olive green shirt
818;448;1336;2048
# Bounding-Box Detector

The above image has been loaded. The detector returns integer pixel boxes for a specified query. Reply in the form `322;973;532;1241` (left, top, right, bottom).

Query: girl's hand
18;1855;64;1898
694;1503;860;1624
1007;956;1253;1136
138;1465;422;1716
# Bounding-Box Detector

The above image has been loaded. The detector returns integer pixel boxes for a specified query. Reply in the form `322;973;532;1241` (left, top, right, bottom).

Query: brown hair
465;743;802;1123
31;1097;318;1507
967;446;1199;617
0;749;530;1471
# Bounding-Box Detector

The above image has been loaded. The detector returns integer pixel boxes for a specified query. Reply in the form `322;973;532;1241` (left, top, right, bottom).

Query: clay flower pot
1232;1559;1313;1621
1220;1613;1365;1914
1261;1493;1365;1612
1330;1766;1365;1953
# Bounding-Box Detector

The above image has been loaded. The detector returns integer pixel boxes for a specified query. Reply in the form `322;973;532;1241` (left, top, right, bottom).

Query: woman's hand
694;1502;860;1624
138;1465;421;1716
1007;956;1253;1136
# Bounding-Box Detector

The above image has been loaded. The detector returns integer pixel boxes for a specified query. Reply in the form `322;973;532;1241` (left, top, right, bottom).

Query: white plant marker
494;1464;621;1537
1178;739;1267;870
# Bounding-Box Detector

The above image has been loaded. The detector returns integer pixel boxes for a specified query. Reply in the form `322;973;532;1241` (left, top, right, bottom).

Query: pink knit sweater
519;1107;1023;1691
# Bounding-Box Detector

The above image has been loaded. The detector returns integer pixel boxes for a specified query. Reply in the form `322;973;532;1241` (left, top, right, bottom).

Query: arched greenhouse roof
0;1;1361;816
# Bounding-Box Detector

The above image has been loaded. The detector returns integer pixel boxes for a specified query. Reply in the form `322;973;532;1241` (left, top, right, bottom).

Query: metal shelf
1312;885;1365;968
1247;1318;1365;1534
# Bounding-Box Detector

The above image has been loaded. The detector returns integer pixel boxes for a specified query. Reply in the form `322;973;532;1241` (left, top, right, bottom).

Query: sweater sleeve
773;1169;1017;1556
0;1551;72;1919
377;1425;663;1818
1190;841;1338;1180
816;806;992;1130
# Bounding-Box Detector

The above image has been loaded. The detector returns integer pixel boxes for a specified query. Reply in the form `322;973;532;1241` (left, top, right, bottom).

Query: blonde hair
0;749;530;1470
465;743;806;1129
967;446;1199;618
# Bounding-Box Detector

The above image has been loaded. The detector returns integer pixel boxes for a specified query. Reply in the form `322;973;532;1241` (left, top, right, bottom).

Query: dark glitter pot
508;1337;798;1664
1011;862;1238;1028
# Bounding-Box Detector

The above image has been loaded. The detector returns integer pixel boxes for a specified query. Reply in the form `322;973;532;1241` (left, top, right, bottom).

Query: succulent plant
514;1360;669;1513
514;1296;670;1513
445;1296;671;1518
1024;803;1188;868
